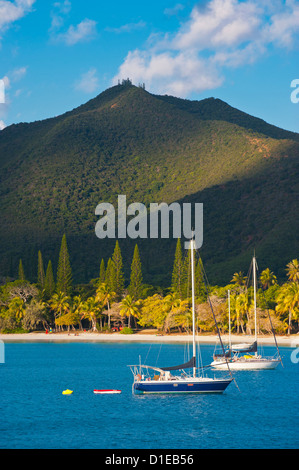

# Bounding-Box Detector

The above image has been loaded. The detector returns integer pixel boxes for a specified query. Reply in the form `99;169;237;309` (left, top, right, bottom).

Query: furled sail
214;350;232;359
231;341;257;353
161;356;196;371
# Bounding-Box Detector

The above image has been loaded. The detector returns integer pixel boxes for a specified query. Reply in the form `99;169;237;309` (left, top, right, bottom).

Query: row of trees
0;235;298;335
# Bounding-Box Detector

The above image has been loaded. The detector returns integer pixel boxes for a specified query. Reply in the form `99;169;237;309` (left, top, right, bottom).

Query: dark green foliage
56;234;72;294
110;241;125;300
18;259;25;281
182;249;192;299
44;260;55;299
0;84;298;285
37;250;45;289
99;259;105;283
171;238;183;297
128;244;143;300
105;258;113;290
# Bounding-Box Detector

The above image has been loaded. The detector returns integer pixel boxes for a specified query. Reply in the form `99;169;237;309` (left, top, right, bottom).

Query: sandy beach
0;331;298;346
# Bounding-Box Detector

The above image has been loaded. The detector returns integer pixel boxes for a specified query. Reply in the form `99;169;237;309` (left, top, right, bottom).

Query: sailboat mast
190;238;196;378
253;254;258;356
228;289;231;350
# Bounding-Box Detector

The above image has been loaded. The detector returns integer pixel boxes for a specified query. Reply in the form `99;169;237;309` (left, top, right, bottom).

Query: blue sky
0;0;298;132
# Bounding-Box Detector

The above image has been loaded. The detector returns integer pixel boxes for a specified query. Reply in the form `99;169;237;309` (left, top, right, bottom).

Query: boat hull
134;378;232;394
211;358;280;370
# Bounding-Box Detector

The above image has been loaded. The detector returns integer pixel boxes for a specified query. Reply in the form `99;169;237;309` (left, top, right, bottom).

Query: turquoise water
0;342;298;449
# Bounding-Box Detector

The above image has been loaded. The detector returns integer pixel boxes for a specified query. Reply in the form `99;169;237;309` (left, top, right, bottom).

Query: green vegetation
18;260;25;282
110;240;125;301
56;234;72;295
0;83;298;286
0;237;298;336
128;244;143;300
44;260;55;299
37;250;45;290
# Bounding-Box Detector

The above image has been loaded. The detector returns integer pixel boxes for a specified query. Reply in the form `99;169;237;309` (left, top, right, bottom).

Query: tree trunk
288;309;292;335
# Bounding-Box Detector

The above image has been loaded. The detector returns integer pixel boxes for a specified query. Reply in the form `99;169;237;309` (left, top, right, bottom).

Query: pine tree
128;244;143;300
181;249;191;299
171;239;183;297
195;257;205;299
105;258;112;290
56;234;72;294
18;259;25;281
99;259;105;283
111;241;124;301
44;260;55;299
37;250;45;289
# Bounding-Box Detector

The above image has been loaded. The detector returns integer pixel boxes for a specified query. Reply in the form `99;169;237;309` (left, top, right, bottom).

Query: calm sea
0;341;298;449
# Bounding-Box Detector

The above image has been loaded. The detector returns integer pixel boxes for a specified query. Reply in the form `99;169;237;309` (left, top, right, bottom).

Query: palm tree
260;268;277;290
163;292;180;311
81;297;102;331
8;297;25;323
231;271;247;293
72;295;85;330
234;291;250;334
276;282;299;335
48;292;70;327
162;293;190;333
286;259;299;283
95;283;115;328
120;295;140;328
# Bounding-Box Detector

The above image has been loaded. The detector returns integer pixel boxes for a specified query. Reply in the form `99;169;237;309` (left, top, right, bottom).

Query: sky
0;0;298;133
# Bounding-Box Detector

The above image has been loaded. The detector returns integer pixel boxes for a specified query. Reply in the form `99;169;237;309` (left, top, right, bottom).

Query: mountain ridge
0;83;298;285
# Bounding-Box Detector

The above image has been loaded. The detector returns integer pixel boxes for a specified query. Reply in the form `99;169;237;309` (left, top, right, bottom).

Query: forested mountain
0;82;298;286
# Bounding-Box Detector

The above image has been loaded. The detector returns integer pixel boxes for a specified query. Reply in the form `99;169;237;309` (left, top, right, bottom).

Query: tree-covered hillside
0;82;298;286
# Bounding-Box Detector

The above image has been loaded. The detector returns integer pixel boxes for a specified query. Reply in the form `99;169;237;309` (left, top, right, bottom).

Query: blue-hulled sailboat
129;239;233;394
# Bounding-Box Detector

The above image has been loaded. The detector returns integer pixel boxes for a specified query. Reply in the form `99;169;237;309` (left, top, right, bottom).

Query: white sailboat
129;238;233;394
211;255;281;371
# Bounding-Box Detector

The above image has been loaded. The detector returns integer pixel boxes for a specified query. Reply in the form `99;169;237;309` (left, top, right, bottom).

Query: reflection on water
0;342;297;449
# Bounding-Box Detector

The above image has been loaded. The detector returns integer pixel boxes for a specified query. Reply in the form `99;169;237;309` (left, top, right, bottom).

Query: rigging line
144;343;152;365
197;363;213;371
257;273;284;367
197;252;240;392
155;343;163;367
245;260;253;292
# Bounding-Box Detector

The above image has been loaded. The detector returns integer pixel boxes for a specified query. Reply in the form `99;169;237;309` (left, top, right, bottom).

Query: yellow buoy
62;389;73;395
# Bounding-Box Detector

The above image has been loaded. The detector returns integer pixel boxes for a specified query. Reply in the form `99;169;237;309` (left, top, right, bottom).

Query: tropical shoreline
0;331;298;346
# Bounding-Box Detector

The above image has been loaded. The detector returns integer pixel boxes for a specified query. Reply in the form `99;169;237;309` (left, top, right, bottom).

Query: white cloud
173;0;261;50
0;0;36;33
53;0;71;15
55;18;97;45
116;49;223;96
11;66;27;82
263;1;299;47
164;4;185;17
49;0;71;33
75;68;99;93
2;75;10;89
113;0;299;97
49;2;97;46
106;20;146;34
0;119;6;130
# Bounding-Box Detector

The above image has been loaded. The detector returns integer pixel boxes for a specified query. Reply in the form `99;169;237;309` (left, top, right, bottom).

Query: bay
0;342;298;449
